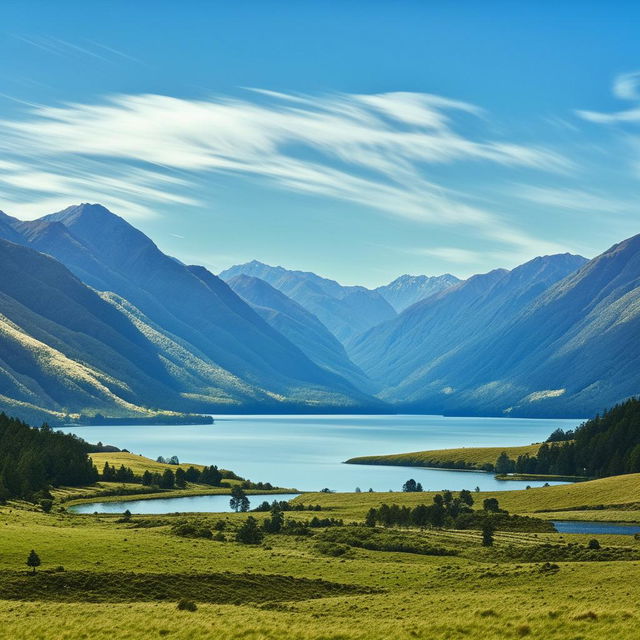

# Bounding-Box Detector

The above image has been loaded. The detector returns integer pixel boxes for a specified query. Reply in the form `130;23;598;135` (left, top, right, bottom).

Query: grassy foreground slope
2;483;640;640
346;443;541;470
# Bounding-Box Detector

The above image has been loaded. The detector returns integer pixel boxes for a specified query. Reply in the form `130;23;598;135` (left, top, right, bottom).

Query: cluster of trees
365;490;478;529
156;456;180;465
100;461;225;490
253;499;322;512
101;462;136;483
258;504;343;538
140;465;224;489
402;479;423;492
494;397;640;477
142;468;179;489
0;414;98;501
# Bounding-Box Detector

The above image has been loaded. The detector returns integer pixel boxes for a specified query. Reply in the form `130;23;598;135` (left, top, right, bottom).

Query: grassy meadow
1;468;640;639
346;443;542;470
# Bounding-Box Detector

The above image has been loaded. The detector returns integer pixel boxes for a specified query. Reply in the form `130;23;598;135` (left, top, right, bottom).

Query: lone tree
481;521;495;547
27;550;41;574
230;486;250;512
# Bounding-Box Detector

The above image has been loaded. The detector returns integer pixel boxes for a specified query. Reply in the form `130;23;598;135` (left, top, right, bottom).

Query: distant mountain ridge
219;260;397;344
349;245;640;417
375;273;461;312
226;274;372;391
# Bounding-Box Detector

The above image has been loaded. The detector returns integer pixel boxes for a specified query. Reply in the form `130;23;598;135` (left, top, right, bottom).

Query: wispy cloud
510;185;633;213
577;71;640;124
0;89;569;248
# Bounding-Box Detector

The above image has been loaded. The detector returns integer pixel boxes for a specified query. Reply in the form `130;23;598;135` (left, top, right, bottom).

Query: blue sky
1;1;639;286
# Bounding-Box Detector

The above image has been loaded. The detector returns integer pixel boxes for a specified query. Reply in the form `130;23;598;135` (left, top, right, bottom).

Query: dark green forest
496;398;640;477
0;413;97;501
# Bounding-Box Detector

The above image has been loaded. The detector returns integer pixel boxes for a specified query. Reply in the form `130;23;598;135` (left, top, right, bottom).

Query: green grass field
346;443;542;470
294;473;640;520
1;469;640;639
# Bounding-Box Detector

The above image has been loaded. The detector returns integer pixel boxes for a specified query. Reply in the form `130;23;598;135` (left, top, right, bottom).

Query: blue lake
69;493;301;514
62;414;580;493
553;521;640;535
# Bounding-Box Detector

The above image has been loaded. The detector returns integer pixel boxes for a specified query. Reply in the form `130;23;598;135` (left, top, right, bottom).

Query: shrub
587;539;601;550
171;521;213;539
177;599;197;611
236;516;264;544
516;624;531;637
314;541;351;557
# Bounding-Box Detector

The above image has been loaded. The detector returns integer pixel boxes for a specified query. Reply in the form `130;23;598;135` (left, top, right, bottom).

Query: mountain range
0;205;378;422
0;201;638;420
374;273;461;312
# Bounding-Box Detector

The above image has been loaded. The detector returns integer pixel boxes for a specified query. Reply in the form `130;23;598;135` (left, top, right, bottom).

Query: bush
314;541;351;557
177;599;197;611
319;526;457;557
235;516;264;545
171;521;213;539
587;538;601;550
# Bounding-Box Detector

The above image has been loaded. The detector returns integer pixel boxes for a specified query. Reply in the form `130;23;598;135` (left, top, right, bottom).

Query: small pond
69;493;300;515
552;520;640;536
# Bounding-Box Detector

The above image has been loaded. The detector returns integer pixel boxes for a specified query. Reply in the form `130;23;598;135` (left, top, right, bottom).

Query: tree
200;465;222;486
27;550;41;574
122;509;132;522
355;487;361;493
263;505;284;533
160;469;175;489
459;489;474;507
236;516;264;544
168;456;180;465
483;497;501;513
175;468;186;489
364;508;377;527
495;452;515;474
185;466;201;483
40;499;53;513
481;521;495;547
402;479;418;492
230;486;249;512
587;538;601;550
141;470;153;486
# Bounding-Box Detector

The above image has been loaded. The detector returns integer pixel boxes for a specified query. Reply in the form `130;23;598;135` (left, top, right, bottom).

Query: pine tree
27;550;41;574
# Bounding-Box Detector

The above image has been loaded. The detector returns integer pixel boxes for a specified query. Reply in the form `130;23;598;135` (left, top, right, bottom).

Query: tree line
365;490;480;528
494;397;640;477
0;413;98;502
